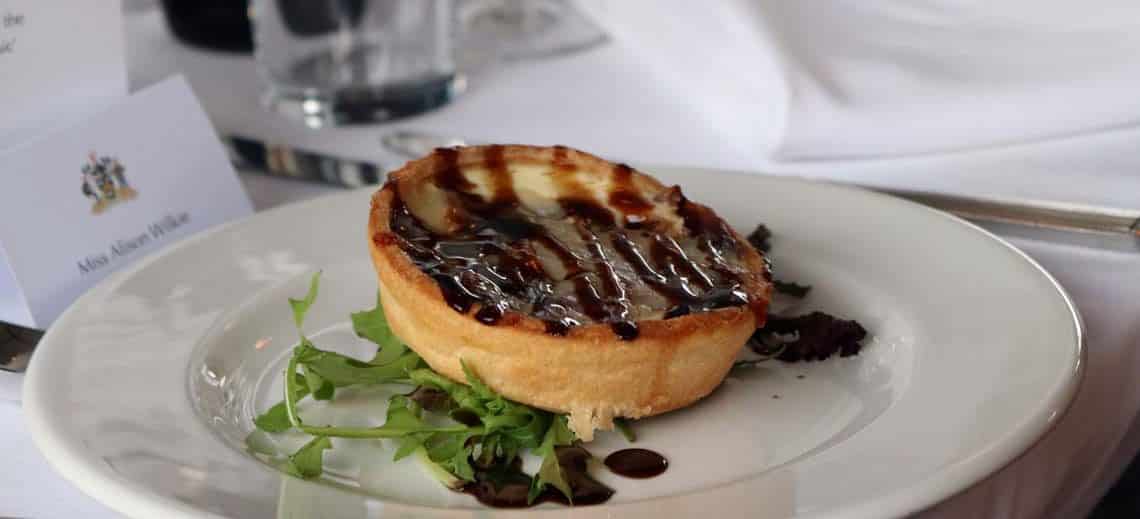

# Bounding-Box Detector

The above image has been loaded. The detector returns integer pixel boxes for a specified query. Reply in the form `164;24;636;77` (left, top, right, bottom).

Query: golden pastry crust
368;145;771;440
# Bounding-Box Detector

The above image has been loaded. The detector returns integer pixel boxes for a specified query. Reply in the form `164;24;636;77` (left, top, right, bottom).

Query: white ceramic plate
24;168;1083;519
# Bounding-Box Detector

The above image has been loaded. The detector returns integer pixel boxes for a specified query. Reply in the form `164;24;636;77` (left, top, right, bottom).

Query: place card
0;0;127;149
0;76;253;328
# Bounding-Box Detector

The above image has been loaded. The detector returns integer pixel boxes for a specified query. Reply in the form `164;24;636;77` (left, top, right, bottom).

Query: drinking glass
250;0;463;127
456;0;608;62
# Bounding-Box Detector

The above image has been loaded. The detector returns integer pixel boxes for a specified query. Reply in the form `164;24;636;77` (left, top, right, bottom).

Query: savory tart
368;145;772;440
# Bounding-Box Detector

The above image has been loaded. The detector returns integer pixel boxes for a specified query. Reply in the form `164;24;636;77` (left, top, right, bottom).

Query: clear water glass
251;0;463;127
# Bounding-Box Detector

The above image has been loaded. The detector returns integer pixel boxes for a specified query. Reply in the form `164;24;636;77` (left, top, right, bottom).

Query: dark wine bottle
275;0;367;36
159;0;254;53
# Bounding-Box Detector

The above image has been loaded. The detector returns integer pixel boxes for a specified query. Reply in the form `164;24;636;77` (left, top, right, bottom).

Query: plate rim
22;170;1086;519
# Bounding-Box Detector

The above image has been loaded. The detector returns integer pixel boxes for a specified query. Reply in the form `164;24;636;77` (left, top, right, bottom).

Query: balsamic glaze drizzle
385;147;759;339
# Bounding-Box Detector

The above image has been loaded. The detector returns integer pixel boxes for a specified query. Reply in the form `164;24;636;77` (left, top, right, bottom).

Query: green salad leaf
282;436;332;479
529;415;575;503
461;360;498;401
426;431;477;481
297;392;475;439
252;404;294;434
288;272;322;330
250;271;633;506
312;380;335;400
394;432;432;461
351;294;408;365
254;372;309;433
302;364;335;401
284;349;306;428
414;446;463;489
296;343;422;387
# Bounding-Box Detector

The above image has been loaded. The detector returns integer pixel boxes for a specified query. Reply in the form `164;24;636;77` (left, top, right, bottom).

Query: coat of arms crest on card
81;151;137;214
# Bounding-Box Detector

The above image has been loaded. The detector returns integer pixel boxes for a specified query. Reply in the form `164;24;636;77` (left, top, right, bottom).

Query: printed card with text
0;0;126;149
0;76;253;328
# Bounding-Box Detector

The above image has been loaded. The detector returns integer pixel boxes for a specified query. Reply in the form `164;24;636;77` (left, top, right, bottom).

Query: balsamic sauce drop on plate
603;448;669;479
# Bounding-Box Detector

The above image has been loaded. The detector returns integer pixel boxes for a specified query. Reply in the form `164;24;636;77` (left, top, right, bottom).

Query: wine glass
456;0;608;63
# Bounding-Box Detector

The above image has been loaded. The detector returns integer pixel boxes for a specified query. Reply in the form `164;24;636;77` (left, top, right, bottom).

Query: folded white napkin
582;0;1140;159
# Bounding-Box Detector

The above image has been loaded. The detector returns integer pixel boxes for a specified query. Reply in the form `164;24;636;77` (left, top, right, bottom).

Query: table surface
4;5;1140;519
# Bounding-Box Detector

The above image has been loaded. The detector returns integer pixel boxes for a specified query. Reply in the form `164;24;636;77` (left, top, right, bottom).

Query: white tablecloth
3;5;1139;518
